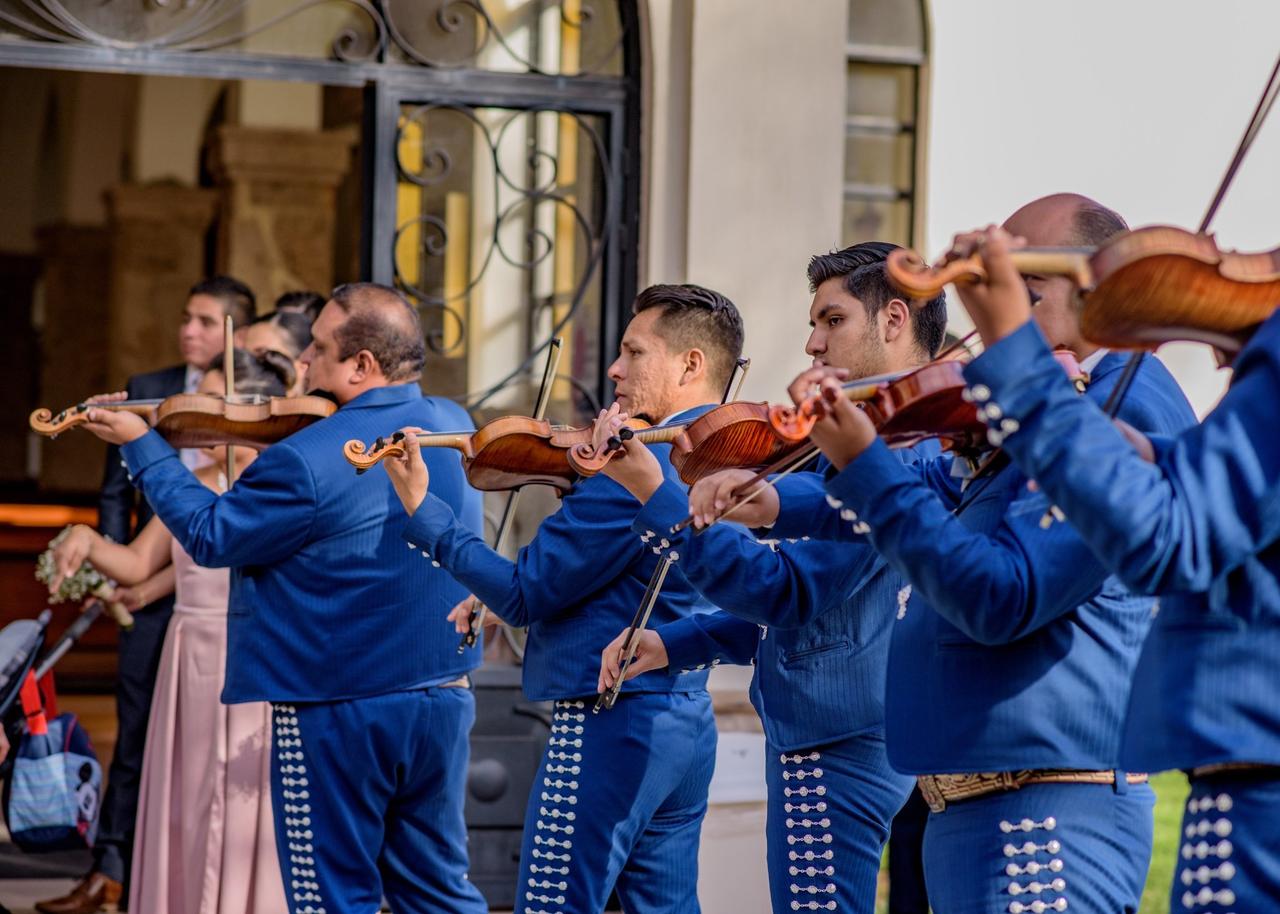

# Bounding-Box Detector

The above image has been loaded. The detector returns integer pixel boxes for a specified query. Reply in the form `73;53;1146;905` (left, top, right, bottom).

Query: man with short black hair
40;275;256;914
588;244;946;914
380;284;744;914
71;282;487;914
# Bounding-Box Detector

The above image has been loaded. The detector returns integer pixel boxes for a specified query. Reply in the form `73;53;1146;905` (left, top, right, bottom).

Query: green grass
874;770;1191;913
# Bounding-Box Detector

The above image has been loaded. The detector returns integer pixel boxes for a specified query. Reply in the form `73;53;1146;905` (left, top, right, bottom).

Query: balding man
76;282;487;914
760;195;1198;914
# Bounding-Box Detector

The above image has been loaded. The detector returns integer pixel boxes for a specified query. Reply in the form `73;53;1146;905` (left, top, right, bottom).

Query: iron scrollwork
391;102;616;414
0;0;623;75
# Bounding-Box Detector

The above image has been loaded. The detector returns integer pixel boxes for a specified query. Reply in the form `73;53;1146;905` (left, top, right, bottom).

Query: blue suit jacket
121;383;484;703
643;446;936;752
965;315;1280;771
784;352;1195;773
401;404;719;702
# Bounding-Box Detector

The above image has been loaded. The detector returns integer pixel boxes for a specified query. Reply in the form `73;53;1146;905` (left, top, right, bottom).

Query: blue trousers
765;733;914;913
1174;773;1280;914
922;780;1155;914
270;687;486;914
515;691;716;914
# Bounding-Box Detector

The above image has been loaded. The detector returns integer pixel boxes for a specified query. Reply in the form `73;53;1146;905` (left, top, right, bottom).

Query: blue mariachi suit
962;313;1280;914
637;447;934;913
401;405;720;914
765;351;1196;914
121;383;486;914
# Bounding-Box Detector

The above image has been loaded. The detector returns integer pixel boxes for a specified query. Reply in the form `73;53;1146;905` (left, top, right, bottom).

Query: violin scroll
564;427;636;478
343;432;407;475
765;403;818;445
885;248;987;300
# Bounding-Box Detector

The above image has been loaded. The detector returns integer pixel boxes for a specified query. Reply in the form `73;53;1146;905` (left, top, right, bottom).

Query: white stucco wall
926;0;1280;416
646;0;850;404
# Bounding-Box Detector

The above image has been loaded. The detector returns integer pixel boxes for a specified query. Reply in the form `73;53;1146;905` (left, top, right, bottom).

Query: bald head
331;282;426;383
1003;193;1128;248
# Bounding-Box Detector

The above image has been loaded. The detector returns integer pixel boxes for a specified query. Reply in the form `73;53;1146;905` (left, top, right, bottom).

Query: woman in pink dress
49;350;296;914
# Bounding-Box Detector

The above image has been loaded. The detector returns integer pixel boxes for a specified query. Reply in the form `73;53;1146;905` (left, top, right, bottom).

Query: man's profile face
806;277;887;380
178;294;228;371
299;301;354;398
606;307;686;423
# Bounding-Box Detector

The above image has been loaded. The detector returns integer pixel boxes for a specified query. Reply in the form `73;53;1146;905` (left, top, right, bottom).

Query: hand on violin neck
590;406;664;503
382;425;430;516
688;468;778;529
807;377;876;471
787;365;851;409
81;402;149;445
945;225;1033;346
598;627;668;694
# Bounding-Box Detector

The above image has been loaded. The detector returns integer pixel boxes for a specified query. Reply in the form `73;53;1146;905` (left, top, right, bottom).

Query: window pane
846;62;916;122
842;196;912;248
847;0;924;49
844;130;913;191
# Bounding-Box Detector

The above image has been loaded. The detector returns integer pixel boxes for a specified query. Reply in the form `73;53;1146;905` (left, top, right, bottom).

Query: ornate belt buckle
917;775;946;813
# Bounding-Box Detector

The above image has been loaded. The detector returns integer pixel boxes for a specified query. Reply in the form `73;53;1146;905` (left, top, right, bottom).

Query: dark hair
330;282;425;383
1069;203;1128;247
189;275;255;328
632;283;745;390
251;310;313;359
274;290;326;323
808;244;948;359
207;347;294;398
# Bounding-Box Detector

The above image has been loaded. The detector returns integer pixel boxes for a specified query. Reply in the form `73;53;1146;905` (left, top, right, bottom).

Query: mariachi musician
380;285;744;914
592;243;947;913
949;220;1280;913
70;283;487;914
739;195;1195;914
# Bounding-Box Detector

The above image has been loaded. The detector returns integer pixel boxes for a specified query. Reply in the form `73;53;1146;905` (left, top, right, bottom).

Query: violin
344;415;663;493
30;393;336;449
885;226;1280;353
768;351;1088;457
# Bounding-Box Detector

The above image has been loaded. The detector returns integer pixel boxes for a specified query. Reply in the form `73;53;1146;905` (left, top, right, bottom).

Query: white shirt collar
184;364;204;393
1079;347;1110;375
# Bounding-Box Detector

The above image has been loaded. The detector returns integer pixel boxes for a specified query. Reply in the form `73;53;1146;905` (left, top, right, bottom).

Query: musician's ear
352;349;380;382
680;347;706;385
882;298;910;343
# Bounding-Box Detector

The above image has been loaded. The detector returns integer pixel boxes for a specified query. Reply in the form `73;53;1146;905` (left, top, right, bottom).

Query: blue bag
2;671;101;852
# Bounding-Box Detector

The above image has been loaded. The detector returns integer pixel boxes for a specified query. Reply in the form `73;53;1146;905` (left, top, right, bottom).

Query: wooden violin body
768;352;1088;458
31;393;336;448
886;226;1280;353
343;415;654;493
667;401;811;483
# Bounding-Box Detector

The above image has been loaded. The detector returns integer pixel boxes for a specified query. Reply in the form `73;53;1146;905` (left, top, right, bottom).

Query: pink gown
129;538;285;914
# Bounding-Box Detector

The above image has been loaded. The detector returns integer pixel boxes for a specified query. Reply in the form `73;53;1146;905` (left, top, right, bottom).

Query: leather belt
917;769;1149;813
1191;761;1280;779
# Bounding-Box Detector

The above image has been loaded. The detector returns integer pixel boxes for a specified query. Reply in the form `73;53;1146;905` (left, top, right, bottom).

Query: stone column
103;184;219;390
206;124;356;307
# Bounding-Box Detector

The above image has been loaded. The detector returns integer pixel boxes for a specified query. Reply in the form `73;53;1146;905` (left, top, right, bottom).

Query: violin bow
223;316;236;483
594;357;751;712
1101;51;1280;425
457;338;564;653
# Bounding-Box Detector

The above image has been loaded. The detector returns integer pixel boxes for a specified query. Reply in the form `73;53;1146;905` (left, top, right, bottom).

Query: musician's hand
447;594;507;635
592;406;665;503
944;225;1031;346
788;365;851;408
49;525;96;594
688;468;779;529
598;627;669;694
383;426;430;515
80;393;149;445
808;377;877;470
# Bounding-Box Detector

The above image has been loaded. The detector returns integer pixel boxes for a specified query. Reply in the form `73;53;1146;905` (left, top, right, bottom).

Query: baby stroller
0;604;107;867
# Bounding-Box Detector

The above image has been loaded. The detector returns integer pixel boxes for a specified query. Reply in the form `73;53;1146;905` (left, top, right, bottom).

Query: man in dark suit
38;275;255;914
